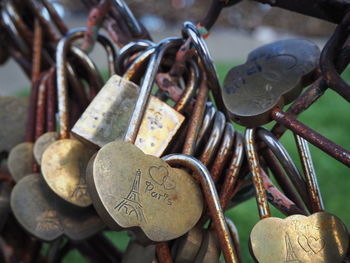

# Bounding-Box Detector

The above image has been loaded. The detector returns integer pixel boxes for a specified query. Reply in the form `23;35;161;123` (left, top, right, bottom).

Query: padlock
87;38;204;244
41;29;102;208
72;39;186;157
11;173;104;242
222;39;320;127
245;128;349;263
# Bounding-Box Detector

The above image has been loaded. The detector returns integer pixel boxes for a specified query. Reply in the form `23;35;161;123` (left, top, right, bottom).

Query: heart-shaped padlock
87;141;203;242
11;174;105;241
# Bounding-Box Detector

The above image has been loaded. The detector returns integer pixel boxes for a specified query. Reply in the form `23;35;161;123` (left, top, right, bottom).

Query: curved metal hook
162;154;239;263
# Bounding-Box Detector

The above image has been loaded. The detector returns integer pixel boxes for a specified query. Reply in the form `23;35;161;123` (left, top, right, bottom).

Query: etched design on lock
114;169;146;223
148;166;176;190
36;210;63;232
87;141;203;242
284;233;300;262
223;39;320;127
135;97;185;157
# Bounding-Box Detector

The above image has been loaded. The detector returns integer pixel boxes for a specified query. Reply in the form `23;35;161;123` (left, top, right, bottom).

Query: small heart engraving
149;166;168;186
307;235;325;254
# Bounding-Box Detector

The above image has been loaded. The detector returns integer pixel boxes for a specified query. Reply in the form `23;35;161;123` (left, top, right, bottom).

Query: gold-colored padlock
72;45;186;157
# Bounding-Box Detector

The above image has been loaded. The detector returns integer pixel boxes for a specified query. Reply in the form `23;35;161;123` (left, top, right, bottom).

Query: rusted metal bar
271;35;350;138
320;11;350;102
81;0;112;52
25;20;42;143
262;149;309;214
210;124;234;182
199;0;242;31
24;0;59;43
183;75;208;155
46;68;56;132
219;131;244;210
35;73;49;140
156;242;173;263
251;0;350;24
31;20;42;86
40;0;68;35
271;108;350;167
260;168;307;216
294;134;324;213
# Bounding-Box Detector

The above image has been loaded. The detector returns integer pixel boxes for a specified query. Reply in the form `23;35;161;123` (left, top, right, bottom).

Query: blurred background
1;1;349;262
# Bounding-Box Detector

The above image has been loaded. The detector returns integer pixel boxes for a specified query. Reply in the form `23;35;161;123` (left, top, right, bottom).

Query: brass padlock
245;128;349;263
72;42;186;157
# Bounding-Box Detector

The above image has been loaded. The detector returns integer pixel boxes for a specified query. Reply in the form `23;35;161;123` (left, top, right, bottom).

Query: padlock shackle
111;0;143;37
244;128;271;219
162;154;239;263
210;122;235;183
123;45;156;82
195;102;216;149
56;28;117;139
124;37;183;143
219;131;244;210
256;127;311;214
116;40;154;75
198;111;226;167
182;21;227;116
294;134;324;212
225;216;242;263
1;9;30;58
174;59;200;113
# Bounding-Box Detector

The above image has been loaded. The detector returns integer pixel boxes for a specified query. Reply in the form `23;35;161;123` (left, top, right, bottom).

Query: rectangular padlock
72;49;185;157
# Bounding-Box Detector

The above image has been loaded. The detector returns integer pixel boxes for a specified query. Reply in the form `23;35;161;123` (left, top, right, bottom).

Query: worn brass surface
173;225;203;263
223;39;320;127
250;212;349;263
71;75;139;147
11;174;104;241
41;139;96;207
122;241;156;263
8;142;34;182
33;132;59;164
87;141;203;242
0;97;27;153
135;96;185;157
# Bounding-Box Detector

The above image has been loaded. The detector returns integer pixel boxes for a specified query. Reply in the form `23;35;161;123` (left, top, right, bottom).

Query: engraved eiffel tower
36;210;63;232
71;160;88;200
285;233;301;262
114;169;146;223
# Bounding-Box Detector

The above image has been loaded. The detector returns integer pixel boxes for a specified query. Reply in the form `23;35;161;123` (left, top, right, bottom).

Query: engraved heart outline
148;166;176;190
306;235;325;254
149;166;168;185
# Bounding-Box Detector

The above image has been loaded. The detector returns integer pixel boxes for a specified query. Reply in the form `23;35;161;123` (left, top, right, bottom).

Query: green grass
55;62;350;262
